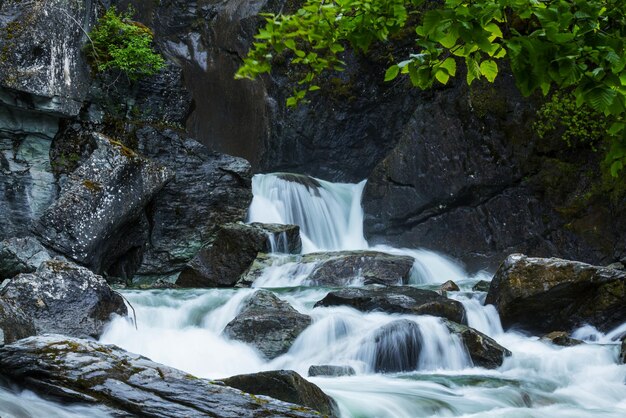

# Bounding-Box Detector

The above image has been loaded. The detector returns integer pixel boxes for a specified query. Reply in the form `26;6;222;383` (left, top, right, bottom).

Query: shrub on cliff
86;7;164;81
236;0;626;177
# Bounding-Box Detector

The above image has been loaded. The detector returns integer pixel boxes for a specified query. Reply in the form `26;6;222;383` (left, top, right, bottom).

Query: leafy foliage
86;7;165;81
236;0;626;176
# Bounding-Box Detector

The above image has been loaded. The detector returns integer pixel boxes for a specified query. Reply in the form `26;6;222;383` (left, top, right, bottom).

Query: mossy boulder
486;254;626;333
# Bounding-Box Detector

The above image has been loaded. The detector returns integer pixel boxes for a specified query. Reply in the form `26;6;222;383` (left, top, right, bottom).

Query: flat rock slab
314;286;466;324
0;260;127;339
223;290;311;359
486;254;626;333
239;250;414;287
177;222;300;288
220;370;338;416
32;133;172;277
0;335;320;418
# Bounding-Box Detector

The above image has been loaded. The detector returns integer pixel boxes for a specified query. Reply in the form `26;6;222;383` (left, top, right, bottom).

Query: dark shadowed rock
0;298;35;345
0;260;127;338
220;370;338;416
0;335;319;417
134;128;253;280
308;365;356;377
32;133;172;279
0;236;51;279
315;286;467;324
239;250;414;288
620;338;626;364
359;319;423;373
485;254;626;333
472;280;491;292
443;320;511;369
223;290;311;359
176;222;300;288
541;331;583;347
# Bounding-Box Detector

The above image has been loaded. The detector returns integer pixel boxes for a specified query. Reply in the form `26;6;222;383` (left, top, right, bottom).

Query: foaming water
248;174;368;252
96;173;626;417
0;385;113;418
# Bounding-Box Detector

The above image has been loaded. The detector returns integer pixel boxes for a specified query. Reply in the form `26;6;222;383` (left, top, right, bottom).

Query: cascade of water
451;293;504;337
248;173;368;252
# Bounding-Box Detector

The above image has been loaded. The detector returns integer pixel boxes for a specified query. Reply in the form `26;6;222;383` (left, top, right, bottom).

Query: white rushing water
98;173;626;418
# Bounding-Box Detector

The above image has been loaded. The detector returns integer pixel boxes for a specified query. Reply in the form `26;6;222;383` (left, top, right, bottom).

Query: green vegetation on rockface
86;7;164;81
236;0;626;176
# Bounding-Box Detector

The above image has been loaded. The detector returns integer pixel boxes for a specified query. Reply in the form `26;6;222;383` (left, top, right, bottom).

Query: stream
4;173;624;417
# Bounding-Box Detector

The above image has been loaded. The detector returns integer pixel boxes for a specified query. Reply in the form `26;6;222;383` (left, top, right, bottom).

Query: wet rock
360;319;423;373
0;0;94;117
0;298;35;345
315;286;467;324
239;250;414;288
485;254;626;333
176;222;300;288
308;365;356;377
472;280;491;292
0;335;319;417
220;370;338;416
0;260;127;339
606;262;625;271
0;236;51;279
32;133;173;279
439;280;460;293
443;320;511;368
134;128;253;280
620;338;626;364
541;331;583;347
223;290;311;359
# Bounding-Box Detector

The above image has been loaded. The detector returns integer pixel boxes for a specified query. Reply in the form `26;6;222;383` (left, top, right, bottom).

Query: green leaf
441;57;457;77
384;65;400;82
480;60;498;82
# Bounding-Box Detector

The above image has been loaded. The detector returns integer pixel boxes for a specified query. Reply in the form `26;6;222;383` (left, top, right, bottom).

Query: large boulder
32;133;173;279
176;222;300;288
443;320;511;369
0;298;36;345
485;254;626;333
238;250;415;288
220;370;338;416
134;128;254;281
315;286;467;324
0;335;319;417
0;260;127;338
223;290;311;359
0;236;51;279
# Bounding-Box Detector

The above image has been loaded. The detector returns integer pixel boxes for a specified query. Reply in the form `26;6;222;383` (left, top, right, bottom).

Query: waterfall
248;173;368;252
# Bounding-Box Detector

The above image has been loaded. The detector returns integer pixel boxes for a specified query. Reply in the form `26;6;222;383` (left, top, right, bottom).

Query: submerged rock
0;260;127;338
135;128;254;279
0;298;36;345
472;280;491;292
177;223;301;288
223;290;311;359
541;331;583;347
0;335;319;417
220;370;338;416
485;254;626;333
620;338;626;364
360;319;423;373
308;365;356;377
443;320;511;369
32;133;172;279
315;286;467;324
239;250;414;287
0;237;51;279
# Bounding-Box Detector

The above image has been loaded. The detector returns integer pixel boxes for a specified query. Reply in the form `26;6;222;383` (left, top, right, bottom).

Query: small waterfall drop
248;173;368;252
